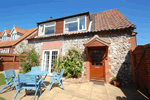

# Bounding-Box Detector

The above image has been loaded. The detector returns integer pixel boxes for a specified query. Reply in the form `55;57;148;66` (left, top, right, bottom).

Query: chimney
48;17;52;20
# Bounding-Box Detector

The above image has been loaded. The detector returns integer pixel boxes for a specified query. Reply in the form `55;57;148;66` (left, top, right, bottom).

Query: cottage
16;9;137;85
0;26;37;53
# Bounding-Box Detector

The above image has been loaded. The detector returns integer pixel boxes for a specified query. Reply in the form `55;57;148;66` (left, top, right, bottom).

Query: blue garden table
26;71;48;87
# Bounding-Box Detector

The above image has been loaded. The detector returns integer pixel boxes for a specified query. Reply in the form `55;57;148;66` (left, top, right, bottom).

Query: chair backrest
18;74;37;84
4;69;16;79
31;66;41;71
59;68;64;79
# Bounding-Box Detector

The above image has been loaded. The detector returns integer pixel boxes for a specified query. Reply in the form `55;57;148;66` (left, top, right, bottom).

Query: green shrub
52;48;83;78
112;77;117;81
19;48;40;73
63;48;84;78
52;56;64;73
0;54;2;60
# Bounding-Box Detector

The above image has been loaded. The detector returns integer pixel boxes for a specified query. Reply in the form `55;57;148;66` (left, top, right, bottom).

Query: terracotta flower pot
109;80;113;85
114;81;120;87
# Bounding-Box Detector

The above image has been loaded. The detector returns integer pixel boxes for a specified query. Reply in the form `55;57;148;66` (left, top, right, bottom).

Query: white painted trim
64;15;87;33
2;30;6;37
10;27;16;35
49;50;52;75
10;29;17;41
8;48;10;53
38;22;56;36
88;21;92;31
2;31;8;42
42;49;59;76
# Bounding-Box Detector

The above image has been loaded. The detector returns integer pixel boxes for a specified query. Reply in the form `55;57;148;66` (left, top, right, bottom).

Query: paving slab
75;89;91;99
90;91;108;100
51;93;72;100
0;71;148;100
71;96;86;100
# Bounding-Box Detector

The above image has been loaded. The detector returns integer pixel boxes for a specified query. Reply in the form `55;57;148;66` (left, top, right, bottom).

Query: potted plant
112;77;120;87
109;78;114;85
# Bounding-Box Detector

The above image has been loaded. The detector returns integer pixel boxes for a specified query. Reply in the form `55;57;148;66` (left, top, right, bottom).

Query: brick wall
55;19;64;34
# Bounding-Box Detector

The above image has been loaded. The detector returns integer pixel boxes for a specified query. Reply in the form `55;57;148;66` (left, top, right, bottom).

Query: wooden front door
89;47;106;81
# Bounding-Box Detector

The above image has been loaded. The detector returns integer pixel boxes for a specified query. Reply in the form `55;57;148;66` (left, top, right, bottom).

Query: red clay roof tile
94;9;135;31
28;9;135;40
0;32;2;37
14;26;27;34
5;29;11;35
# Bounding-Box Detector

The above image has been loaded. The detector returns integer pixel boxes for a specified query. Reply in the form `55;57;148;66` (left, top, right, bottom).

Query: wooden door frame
88;46;107;82
83;35;110;82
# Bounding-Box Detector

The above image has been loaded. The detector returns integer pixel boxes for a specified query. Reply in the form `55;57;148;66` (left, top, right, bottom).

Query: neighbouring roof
28;9;135;40
27;31;38;39
0;32;2;38
14;26;27;34
0;28;37;47
5;29;11;36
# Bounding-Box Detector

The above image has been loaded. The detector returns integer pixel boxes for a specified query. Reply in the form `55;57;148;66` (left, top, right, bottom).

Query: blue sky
0;0;150;45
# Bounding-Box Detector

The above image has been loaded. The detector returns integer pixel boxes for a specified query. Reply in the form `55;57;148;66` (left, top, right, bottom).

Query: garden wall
130;43;150;98
0;53;21;71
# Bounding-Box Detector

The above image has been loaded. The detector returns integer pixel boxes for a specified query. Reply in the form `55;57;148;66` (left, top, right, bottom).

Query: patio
0;70;147;100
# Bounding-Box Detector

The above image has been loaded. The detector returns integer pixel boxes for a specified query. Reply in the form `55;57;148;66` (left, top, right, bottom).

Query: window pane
45;22;55;26
65;22;78;32
43;51;50;71
45;26;55;35
80;17;85;30
40;25;44;33
51;51;58;73
65;17;77;23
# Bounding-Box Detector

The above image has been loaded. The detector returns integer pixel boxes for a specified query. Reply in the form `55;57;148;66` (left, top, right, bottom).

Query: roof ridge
14;26;25;30
5;28;11;31
24;27;37;35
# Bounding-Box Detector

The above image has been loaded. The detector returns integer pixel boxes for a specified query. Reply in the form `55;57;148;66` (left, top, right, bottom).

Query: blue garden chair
13;74;43;100
0;69;18;93
31;66;47;87
49;68;64;91
31;66;41;71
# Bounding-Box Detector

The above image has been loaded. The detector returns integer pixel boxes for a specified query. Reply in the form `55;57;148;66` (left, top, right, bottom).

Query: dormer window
64;15;86;33
11;30;17;41
2;32;7;42
39;22;56;36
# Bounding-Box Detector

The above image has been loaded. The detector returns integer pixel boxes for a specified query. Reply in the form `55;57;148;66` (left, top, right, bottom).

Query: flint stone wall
15;33;132;85
13;40;29;54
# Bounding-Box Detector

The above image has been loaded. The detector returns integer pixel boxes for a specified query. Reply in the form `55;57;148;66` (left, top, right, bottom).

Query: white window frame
2;49;7;53
38;22;56;36
42;49;59;76
64;15;86;33
0;49;2;53
11;30;17;41
2;35;7;42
